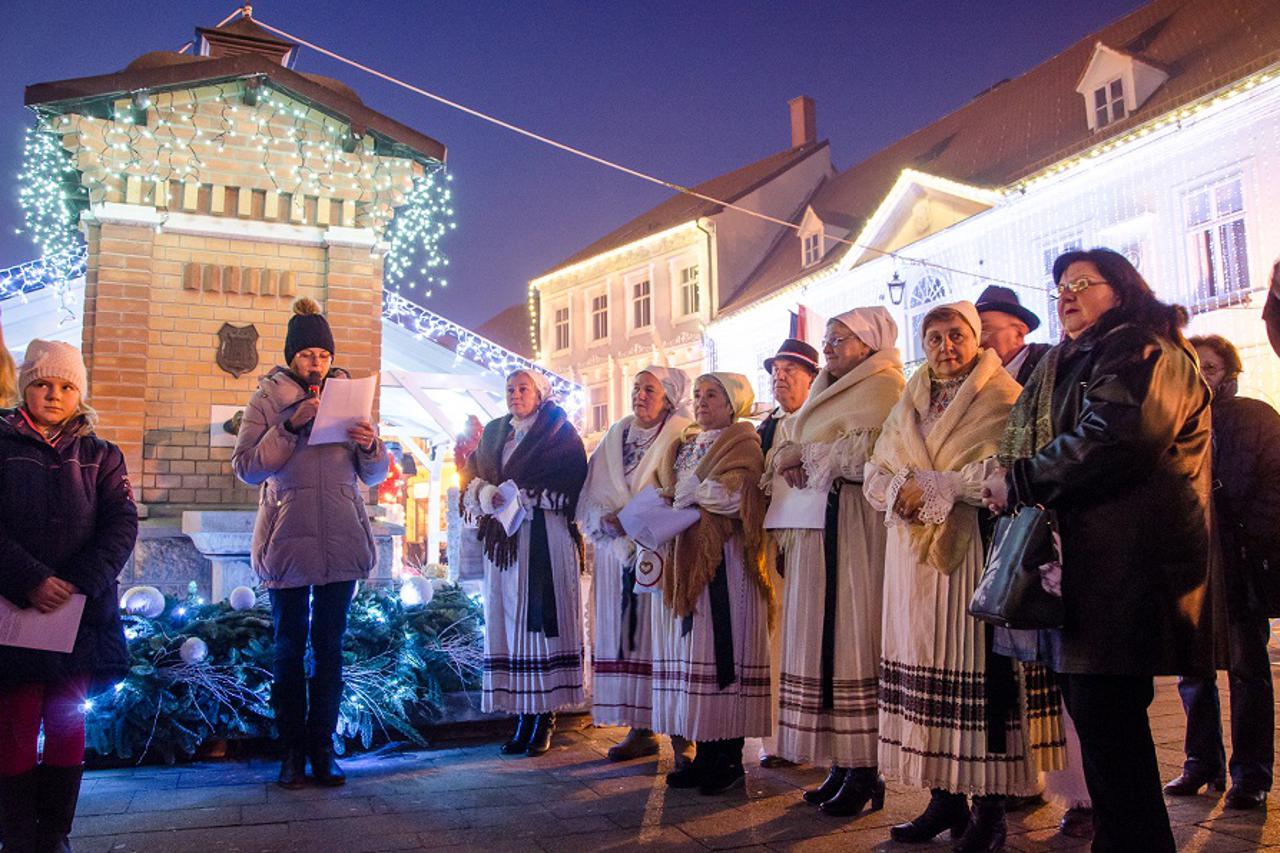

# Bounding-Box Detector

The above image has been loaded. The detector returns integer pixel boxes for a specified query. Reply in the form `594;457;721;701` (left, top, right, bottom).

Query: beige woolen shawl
790;347;906;446
577;412;692;537
869;347;1020;573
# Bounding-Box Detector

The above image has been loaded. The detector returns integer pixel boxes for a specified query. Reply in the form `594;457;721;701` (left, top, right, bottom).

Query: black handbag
969;504;1065;629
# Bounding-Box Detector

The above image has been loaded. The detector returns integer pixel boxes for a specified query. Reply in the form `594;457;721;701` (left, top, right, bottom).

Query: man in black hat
758;338;820;454
976;285;1052;385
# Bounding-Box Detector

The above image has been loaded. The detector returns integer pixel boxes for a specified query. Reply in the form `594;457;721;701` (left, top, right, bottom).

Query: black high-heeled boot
698;738;746;795
890;788;970;843
500;714;532;755
820;766;886;817
803;766;847;805
953;795;1006;853
525;712;557;756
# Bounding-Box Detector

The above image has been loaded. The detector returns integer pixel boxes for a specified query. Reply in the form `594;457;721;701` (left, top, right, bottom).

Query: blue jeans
269;580;356;746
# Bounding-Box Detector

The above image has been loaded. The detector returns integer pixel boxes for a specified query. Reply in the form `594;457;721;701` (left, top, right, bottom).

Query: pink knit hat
18;340;88;397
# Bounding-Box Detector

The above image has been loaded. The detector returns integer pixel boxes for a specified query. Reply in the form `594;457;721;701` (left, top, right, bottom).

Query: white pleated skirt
481;510;586;714
591;545;653;728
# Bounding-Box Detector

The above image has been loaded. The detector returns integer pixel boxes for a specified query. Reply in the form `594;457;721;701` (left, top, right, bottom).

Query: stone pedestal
182;510;258;602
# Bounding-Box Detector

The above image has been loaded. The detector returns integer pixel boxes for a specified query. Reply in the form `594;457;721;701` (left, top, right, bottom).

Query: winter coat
0;410;138;692
233;367;390;590
1006;315;1213;677
1208;386;1280;618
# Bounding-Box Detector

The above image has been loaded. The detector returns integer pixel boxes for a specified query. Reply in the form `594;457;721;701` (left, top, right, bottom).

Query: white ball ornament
121;585;166;619
179;637;209;664
228;586;257;611
399;576;434;608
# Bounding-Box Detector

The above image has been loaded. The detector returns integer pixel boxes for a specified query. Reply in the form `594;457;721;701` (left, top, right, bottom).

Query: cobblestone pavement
73;675;1277;851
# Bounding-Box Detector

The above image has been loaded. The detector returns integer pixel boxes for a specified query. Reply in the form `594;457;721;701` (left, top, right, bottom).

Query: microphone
308;385;320;398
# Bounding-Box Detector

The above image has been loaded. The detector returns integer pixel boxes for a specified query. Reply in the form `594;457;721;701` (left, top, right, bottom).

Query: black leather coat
1006;316;1212;676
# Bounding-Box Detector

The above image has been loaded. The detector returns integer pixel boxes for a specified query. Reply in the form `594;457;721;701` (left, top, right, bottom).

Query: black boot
277;743;308;789
0;768;39;853
273;676;308;789
667;740;712;788
820;766;885;817
1163;768;1226;796
890;788;970;843
500;714;533;755
34;764;83;853
803;766;848;805
953;795;1006;853
525;712;557;756
699;738;746;796
308;732;346;787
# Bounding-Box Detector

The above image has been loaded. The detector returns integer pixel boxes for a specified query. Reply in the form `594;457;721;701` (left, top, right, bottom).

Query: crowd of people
1;252;1278;852
461;248;1280;853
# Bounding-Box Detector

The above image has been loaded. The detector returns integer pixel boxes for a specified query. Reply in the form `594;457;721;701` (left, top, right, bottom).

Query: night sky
0;0;1145;329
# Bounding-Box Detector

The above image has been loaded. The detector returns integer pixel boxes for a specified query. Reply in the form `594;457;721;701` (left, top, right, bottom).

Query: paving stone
242;795;375;823
72;805;243;838
100;822;291;852
125;783;267;812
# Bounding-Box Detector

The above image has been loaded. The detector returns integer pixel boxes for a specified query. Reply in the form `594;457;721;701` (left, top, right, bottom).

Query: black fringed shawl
464;402;587;568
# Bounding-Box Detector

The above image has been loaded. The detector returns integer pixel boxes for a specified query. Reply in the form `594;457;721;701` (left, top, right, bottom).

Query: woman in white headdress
765;307;904;816
651;372;772;796
578;366;691;761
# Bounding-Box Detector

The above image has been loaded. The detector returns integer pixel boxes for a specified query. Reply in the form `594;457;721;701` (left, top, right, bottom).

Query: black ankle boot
820;766;885;817
698;738;745;795
309;733;346;787
35;764;83;853
0;768;39;853
890;788;970;843
803;766;847;805
277;743;308;789
667;740;713;788
953;795;1006;853
526;712;556;756
500;714;532;755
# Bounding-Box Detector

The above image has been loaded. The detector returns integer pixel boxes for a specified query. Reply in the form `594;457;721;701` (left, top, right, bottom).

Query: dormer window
1093;78;1126;128
802;232;822;267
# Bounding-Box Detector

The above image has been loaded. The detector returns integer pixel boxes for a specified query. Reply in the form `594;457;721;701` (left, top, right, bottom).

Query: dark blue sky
0;0;1145;328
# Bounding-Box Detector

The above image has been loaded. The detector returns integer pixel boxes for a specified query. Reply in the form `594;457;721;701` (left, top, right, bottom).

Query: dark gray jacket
233;367;389;590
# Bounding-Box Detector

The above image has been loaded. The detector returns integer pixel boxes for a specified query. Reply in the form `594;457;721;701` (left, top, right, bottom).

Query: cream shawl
869;347;1019;573
791;347;906;445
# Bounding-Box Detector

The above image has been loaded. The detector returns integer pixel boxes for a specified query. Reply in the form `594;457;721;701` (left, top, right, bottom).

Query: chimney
789;96;816;148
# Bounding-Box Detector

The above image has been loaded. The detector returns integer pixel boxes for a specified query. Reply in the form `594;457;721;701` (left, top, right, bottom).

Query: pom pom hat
284;297;336;364
18;340;88;397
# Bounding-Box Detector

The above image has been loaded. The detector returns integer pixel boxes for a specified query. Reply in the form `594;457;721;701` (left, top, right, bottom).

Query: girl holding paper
462;368;588;757
0;340;138;853
233;297;389;790
652;372;772;795
578;367;691;763
765;307;904;816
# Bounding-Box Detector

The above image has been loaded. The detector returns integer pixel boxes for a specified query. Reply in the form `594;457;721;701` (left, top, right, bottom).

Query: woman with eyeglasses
981;248;1212;852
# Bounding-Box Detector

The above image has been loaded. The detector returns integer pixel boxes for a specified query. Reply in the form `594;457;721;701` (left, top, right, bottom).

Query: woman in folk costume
864;302;1063;852
578;366;691;762
765;306;904;816
462;368;588;757
652;373;772;795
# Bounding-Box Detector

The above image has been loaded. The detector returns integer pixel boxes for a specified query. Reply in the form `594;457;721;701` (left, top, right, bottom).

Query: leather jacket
1006;314;1213;676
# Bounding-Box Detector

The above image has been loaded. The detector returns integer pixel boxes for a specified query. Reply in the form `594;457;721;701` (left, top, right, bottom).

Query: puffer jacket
232;367;389;590
1006;315;1213;677
0;409;138;692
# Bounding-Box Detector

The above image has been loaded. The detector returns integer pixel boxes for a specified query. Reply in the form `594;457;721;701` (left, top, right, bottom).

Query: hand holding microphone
287;386;321;431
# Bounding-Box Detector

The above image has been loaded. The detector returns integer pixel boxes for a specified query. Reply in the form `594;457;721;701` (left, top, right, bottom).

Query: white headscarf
831;306;898;352
920;300;982;341
636;365;690;414
507;367;553;404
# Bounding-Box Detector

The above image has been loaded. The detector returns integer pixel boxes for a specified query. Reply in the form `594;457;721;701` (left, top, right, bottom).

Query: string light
16;127;85;291
383;168;456;296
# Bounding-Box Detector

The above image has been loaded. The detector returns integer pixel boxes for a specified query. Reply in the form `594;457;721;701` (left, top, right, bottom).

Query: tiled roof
538;141;830;279
720;0;1280;315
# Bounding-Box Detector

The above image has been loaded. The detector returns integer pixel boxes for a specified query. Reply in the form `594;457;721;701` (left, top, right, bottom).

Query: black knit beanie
284;297;336;364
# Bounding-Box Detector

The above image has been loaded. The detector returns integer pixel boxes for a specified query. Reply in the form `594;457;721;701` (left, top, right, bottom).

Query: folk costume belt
819;480;846;710
526;507;560;638
681;558;736;690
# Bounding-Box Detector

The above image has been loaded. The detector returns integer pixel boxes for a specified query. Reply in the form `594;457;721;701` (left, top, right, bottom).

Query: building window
590;386;608;432
1093;78;1126;128
906;274;952;360
802;232;822;267
632;279;652;329
680;265;701;316
553;306;570;351
591;293;609;341
1186;175;1249;308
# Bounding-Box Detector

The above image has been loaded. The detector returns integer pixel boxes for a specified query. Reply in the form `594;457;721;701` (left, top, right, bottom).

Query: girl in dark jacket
982;249;1212;852
1165;335;1280;810
0;340;138;853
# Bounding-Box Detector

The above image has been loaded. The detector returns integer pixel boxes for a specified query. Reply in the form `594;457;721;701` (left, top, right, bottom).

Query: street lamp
886;271;906;305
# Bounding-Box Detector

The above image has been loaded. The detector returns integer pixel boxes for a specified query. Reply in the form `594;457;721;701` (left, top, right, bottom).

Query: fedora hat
975;285;1041;332
763;338;820;374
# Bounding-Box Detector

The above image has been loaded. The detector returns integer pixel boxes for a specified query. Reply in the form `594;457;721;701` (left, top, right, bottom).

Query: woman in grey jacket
233;298;389;789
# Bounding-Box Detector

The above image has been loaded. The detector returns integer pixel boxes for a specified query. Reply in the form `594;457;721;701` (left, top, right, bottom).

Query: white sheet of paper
308;375;377;445
763;475;828;529
0;594;86;653
494;480;526;536
618;486;700;551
